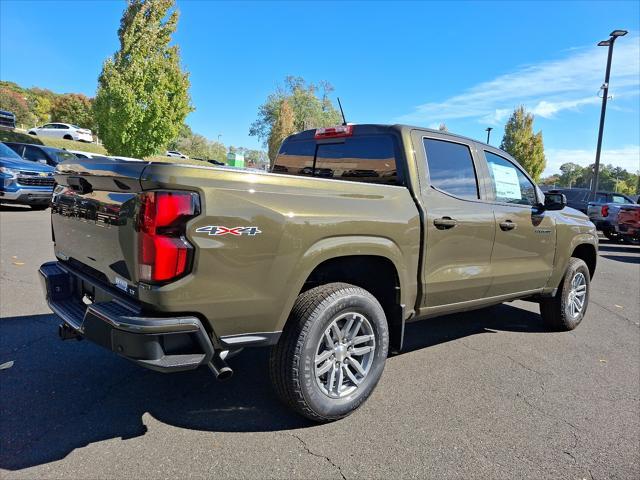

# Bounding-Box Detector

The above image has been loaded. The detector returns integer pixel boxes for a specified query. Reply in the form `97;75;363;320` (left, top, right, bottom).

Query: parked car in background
0;110;16;130
28;123;93;142
66;150;112;161
615;202;640;244
111;155;145;162
544;187;634;215
4;142;77;167
0;142;54;209
166;150;188;158
586;193;636;239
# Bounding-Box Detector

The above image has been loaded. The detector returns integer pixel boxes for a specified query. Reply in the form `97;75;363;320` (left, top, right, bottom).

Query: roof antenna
337;97;347;126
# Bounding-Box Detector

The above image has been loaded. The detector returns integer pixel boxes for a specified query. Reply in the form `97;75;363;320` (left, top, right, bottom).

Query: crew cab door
481;149;556;296
411;131;495;308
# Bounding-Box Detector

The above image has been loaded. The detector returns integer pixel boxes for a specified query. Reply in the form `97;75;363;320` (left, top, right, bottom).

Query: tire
540;257;590;331
269;282;389;423
30;204;49;211
28;131;36;136
63;134;73;140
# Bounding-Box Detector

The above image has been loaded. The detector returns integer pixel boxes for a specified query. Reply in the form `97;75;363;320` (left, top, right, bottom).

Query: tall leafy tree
51;94;95;130
500;106;546;182
268;99;295;163
558;162;583;188
250;76;341;158
94;0;192;157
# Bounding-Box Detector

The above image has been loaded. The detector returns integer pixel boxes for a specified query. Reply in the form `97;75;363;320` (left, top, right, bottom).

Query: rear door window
423;138;478;199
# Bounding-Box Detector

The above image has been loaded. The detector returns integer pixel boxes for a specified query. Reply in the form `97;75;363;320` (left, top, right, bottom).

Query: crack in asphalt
591;300;639;328
459;340;549;379
286;432;347;480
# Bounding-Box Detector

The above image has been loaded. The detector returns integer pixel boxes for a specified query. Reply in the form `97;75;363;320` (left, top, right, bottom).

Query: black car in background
4;142;76;167
543;187;634;214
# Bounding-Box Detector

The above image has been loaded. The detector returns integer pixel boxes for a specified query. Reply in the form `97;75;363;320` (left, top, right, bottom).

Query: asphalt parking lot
1;206;638;480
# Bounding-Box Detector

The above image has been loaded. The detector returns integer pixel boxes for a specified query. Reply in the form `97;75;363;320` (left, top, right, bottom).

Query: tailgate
51;158;148;292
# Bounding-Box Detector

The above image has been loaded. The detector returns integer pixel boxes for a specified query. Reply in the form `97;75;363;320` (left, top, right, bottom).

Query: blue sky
1;0;639;175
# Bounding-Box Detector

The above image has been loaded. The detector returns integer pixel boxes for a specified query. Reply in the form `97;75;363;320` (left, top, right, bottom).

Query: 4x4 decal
195;226;262;236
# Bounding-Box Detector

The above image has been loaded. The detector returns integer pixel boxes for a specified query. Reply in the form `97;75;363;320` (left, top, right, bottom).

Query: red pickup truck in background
615;204;640;244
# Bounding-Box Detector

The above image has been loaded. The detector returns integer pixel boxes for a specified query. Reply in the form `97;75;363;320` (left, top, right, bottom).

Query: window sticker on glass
489;162;521;200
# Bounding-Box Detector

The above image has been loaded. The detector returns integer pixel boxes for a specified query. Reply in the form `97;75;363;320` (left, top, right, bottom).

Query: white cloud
398;37;640;125
544;145;640;176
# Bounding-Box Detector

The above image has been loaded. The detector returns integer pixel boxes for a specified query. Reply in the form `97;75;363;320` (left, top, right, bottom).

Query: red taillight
601;205;609;217
314;125;353;139
138;191;199;283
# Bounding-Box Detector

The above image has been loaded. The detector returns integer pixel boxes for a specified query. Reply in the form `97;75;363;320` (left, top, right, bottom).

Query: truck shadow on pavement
1;303;544;471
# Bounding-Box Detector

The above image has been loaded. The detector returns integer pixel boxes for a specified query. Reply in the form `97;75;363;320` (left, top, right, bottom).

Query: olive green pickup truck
40;124;598;422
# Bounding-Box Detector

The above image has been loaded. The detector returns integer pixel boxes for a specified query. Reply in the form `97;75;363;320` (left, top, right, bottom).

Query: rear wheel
540;257;590;331
63;134;73;140
270;283;389;422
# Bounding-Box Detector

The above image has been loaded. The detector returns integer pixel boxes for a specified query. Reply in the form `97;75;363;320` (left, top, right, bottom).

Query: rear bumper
616;223;640;236
39;261;215;372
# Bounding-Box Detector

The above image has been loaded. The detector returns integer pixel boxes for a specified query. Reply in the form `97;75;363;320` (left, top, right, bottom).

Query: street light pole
485;127;493;144
592;29;627;198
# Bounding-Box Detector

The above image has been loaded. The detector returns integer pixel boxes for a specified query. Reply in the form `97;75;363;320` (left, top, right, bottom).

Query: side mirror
543;192;567;211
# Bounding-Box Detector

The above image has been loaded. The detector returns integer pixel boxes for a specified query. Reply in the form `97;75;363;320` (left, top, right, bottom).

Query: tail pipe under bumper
40;261;232;380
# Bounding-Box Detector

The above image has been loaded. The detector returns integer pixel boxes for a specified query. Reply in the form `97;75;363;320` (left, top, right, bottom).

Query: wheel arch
276;236;416;351
571;242;597;279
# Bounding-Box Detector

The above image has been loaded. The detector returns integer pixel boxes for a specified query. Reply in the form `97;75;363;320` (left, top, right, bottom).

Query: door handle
434;217;458;230
499;220;517;231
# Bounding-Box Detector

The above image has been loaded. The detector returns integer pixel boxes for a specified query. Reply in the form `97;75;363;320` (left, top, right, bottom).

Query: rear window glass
273;135;399;185
272;140;315;175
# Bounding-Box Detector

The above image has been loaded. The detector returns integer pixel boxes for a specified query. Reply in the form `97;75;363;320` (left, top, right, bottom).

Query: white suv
28;123;93;143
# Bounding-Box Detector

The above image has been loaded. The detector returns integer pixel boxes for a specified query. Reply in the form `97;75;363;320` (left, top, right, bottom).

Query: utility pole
592;29;627;199
485;127;493;144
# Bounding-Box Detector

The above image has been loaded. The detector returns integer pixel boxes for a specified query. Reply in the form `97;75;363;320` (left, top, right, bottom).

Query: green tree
558;162;584;188
267;98;295;164
51;93;95;130
250;76;341;153
94;0;192;157
28;87;56;123
500;106;546;182
0;87;35;126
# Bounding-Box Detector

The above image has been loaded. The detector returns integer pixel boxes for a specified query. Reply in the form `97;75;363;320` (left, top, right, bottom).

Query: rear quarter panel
138;164;420;338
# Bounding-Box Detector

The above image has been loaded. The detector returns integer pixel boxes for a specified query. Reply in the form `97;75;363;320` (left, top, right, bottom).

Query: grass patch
0;130;108;155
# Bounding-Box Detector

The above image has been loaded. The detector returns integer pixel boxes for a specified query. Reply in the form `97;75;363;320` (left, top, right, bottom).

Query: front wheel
540;257;590;331
270;283;389;422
